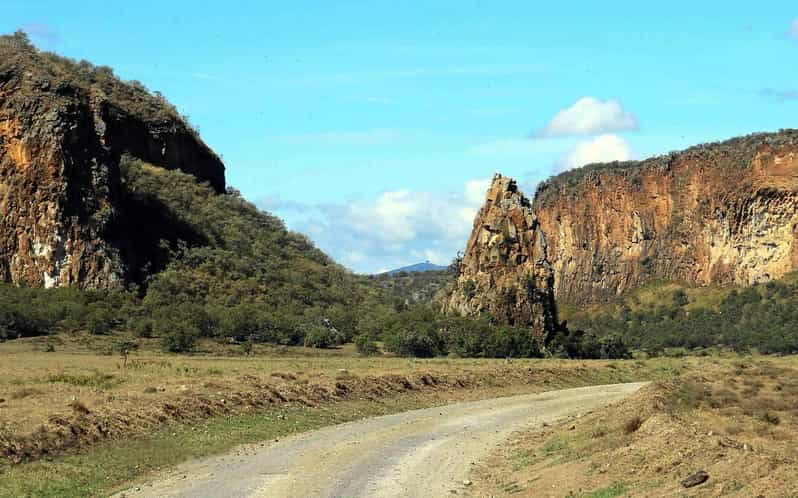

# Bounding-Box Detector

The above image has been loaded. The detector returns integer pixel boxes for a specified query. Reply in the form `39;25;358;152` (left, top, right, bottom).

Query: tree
672;289;689;307
117;340;139;366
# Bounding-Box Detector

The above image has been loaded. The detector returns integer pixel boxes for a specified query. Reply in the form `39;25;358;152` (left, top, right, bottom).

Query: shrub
303;325;339;349
624;416;644;434
161;323;199;353
462;279;477;300
385;327;445;357
354;334;379;356
85;306;115;335
133;319;154;338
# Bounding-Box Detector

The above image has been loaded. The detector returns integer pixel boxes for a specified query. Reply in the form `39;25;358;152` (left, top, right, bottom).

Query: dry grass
0;333;687;466
470;356;798;497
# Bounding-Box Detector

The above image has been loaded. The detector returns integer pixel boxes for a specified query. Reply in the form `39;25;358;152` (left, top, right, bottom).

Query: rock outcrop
534;130;798;303
0;33;225;288
443;174;558;339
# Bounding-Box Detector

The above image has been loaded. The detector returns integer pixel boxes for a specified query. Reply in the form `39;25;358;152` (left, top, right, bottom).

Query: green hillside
563;273;798;355
0;158;391;351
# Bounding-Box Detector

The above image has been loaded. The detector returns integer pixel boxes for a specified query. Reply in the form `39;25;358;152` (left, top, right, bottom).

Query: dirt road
115;382;646;498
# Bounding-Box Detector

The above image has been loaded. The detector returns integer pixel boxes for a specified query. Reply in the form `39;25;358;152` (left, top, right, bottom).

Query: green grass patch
0;400;418;498
512;448;536;470
540;436;569;456
47;371;121;390
572;481;629;498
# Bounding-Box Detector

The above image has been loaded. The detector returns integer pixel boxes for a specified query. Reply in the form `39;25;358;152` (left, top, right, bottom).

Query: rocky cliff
534;129;798;303
443;174;558;338
0;32;225;288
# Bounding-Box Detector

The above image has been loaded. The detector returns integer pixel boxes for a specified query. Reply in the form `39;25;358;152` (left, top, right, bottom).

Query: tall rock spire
443;174;558;340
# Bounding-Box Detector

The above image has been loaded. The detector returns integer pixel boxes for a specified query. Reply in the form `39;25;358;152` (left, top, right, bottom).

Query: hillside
369;268;454;303
0;33;391;349
0;31;225;289
0;157;384;347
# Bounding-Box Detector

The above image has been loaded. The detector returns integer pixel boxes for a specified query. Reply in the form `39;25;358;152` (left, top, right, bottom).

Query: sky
3;1;798;273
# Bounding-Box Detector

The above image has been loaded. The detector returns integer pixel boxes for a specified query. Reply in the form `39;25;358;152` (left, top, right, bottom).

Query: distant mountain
371;262;454;304
384;261;448;275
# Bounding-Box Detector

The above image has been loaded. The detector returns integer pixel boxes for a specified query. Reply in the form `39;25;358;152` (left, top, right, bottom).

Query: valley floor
0;335;683;497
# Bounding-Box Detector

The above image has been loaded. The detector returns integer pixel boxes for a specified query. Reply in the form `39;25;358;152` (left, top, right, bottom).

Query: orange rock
534;130;798;303
443;174;557;339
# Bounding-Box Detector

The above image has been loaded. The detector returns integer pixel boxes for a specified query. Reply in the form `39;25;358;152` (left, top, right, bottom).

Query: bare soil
469;356;798;497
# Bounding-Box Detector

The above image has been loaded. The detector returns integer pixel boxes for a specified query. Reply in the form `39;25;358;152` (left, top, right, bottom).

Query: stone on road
114;382;646;498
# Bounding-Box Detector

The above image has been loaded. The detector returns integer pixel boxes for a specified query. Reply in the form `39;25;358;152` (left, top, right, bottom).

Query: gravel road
114;382;646;498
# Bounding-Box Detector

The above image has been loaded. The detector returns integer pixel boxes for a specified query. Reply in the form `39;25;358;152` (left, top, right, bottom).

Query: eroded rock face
0;35;225;288
443;174;557;339
533;130;798;303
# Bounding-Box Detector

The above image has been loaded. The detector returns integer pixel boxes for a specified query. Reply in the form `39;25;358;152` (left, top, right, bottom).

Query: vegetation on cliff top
534;129;798;205
0;31;186;126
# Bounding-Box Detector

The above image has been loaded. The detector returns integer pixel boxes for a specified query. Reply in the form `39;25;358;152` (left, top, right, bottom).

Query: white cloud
343;251;367;264
539;97;639;137
288;178;492;273
464;178;492;206
790;18;798;39
558;134;632;172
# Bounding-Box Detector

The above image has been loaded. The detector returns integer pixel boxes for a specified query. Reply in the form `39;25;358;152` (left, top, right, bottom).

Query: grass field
0;334;692;497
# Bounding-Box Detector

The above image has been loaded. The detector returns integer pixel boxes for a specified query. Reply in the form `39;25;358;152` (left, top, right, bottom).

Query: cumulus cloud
538;97;639;137
558;134;632;172
280;178;492;273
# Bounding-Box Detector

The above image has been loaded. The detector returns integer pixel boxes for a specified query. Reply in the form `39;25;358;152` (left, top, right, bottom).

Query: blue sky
4;1;797;273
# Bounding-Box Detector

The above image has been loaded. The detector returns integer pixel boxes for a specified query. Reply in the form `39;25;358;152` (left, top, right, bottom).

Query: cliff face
443;175;558;338
534;130;798;303
0;33;225;288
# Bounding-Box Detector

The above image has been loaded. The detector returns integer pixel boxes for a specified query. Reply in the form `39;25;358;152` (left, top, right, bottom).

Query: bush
354;334;379;356
303;325;342;349
86;307;114;335
385;327;445;357
160;322;199;353
133;319;154;338
462;279;477;299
